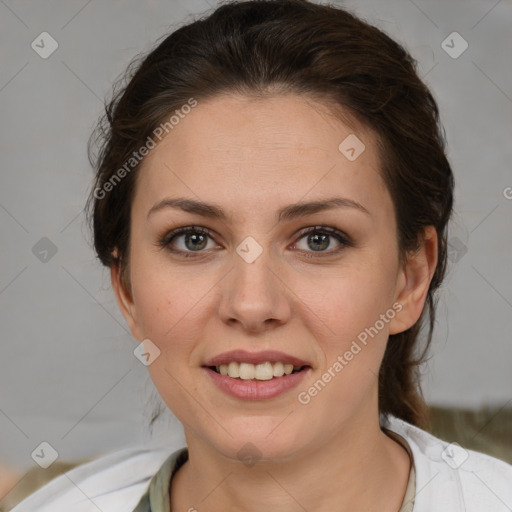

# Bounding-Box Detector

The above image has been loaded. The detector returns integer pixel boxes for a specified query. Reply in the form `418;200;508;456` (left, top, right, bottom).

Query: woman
11;0;512;511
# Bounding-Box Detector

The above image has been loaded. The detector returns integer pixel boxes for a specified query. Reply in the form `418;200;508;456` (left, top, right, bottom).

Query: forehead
147;93;373;160
134;93;388;218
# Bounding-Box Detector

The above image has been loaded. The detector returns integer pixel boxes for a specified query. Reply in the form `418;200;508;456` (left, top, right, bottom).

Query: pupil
186;233;207;251
308;233;329;251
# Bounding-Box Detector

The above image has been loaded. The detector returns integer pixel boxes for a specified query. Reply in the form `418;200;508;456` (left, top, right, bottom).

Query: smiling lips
203;349;311;380
202;349;312;397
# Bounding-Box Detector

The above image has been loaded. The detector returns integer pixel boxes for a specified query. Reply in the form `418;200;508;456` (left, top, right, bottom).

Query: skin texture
111;93;438;512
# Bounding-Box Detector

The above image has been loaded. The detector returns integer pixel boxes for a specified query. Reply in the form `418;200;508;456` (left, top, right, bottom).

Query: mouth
202;349;312;381
205;362;311;381
201;350;313;399
202;361;312;400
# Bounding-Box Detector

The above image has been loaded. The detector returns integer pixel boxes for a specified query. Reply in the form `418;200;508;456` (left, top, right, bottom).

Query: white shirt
10;415;512;511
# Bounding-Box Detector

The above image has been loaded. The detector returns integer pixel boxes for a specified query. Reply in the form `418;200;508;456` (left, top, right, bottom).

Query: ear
389;226;438;335
110;255;144;341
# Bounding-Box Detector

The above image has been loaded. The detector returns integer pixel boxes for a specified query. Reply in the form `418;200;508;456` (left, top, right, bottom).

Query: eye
159;226;219;256
293;226;353;256
158;225;353;259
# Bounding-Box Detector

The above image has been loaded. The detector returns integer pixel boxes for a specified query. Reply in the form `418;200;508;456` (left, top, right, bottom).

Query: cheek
299;259;397;382
302;261;396;335
134;266;208;410
130;247;185;331
130;252;218;359
303;282;394;415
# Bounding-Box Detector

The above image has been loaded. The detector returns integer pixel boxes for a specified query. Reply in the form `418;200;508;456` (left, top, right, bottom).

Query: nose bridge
218;236;291;330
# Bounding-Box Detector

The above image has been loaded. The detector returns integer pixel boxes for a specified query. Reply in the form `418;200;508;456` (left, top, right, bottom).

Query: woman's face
113;93;431;461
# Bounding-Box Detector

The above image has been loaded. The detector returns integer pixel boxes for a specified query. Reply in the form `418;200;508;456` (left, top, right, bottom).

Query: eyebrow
147;196;370;222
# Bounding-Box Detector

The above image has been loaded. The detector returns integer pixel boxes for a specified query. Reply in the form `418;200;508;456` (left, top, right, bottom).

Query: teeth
239;362;255;380
227;361;240;378
272;361;284;377
216;361;303;380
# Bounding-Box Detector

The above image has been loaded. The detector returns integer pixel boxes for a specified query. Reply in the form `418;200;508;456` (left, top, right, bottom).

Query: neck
170;412;411;512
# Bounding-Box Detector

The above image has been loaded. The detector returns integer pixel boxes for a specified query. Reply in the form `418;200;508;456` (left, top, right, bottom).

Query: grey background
1;0;511;472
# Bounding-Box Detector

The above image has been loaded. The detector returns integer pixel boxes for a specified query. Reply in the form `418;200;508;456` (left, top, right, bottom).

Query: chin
204;418;309;464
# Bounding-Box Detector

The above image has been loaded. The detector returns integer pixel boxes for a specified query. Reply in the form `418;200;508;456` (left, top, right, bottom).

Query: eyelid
294;225;353;245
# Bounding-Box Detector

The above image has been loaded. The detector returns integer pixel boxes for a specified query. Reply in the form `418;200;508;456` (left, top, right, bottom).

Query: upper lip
203;350;312;368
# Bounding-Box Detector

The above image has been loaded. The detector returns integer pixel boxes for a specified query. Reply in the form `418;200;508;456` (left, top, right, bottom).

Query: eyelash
157;225;354;259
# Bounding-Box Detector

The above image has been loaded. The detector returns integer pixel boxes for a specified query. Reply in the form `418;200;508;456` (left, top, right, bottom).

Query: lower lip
203;367;311;400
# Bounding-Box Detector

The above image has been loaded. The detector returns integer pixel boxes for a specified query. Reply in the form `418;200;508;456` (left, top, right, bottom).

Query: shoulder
383;414;512;512
9;445;180;512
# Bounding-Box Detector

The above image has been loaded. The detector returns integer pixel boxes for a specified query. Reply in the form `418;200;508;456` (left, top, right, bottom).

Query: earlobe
389;226;438;335
110;256;143;341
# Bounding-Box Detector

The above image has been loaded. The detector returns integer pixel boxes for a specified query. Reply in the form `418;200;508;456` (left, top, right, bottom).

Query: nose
217;244;292;334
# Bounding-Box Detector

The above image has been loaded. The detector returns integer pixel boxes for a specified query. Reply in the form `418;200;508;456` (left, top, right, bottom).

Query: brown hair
87;0;454;429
